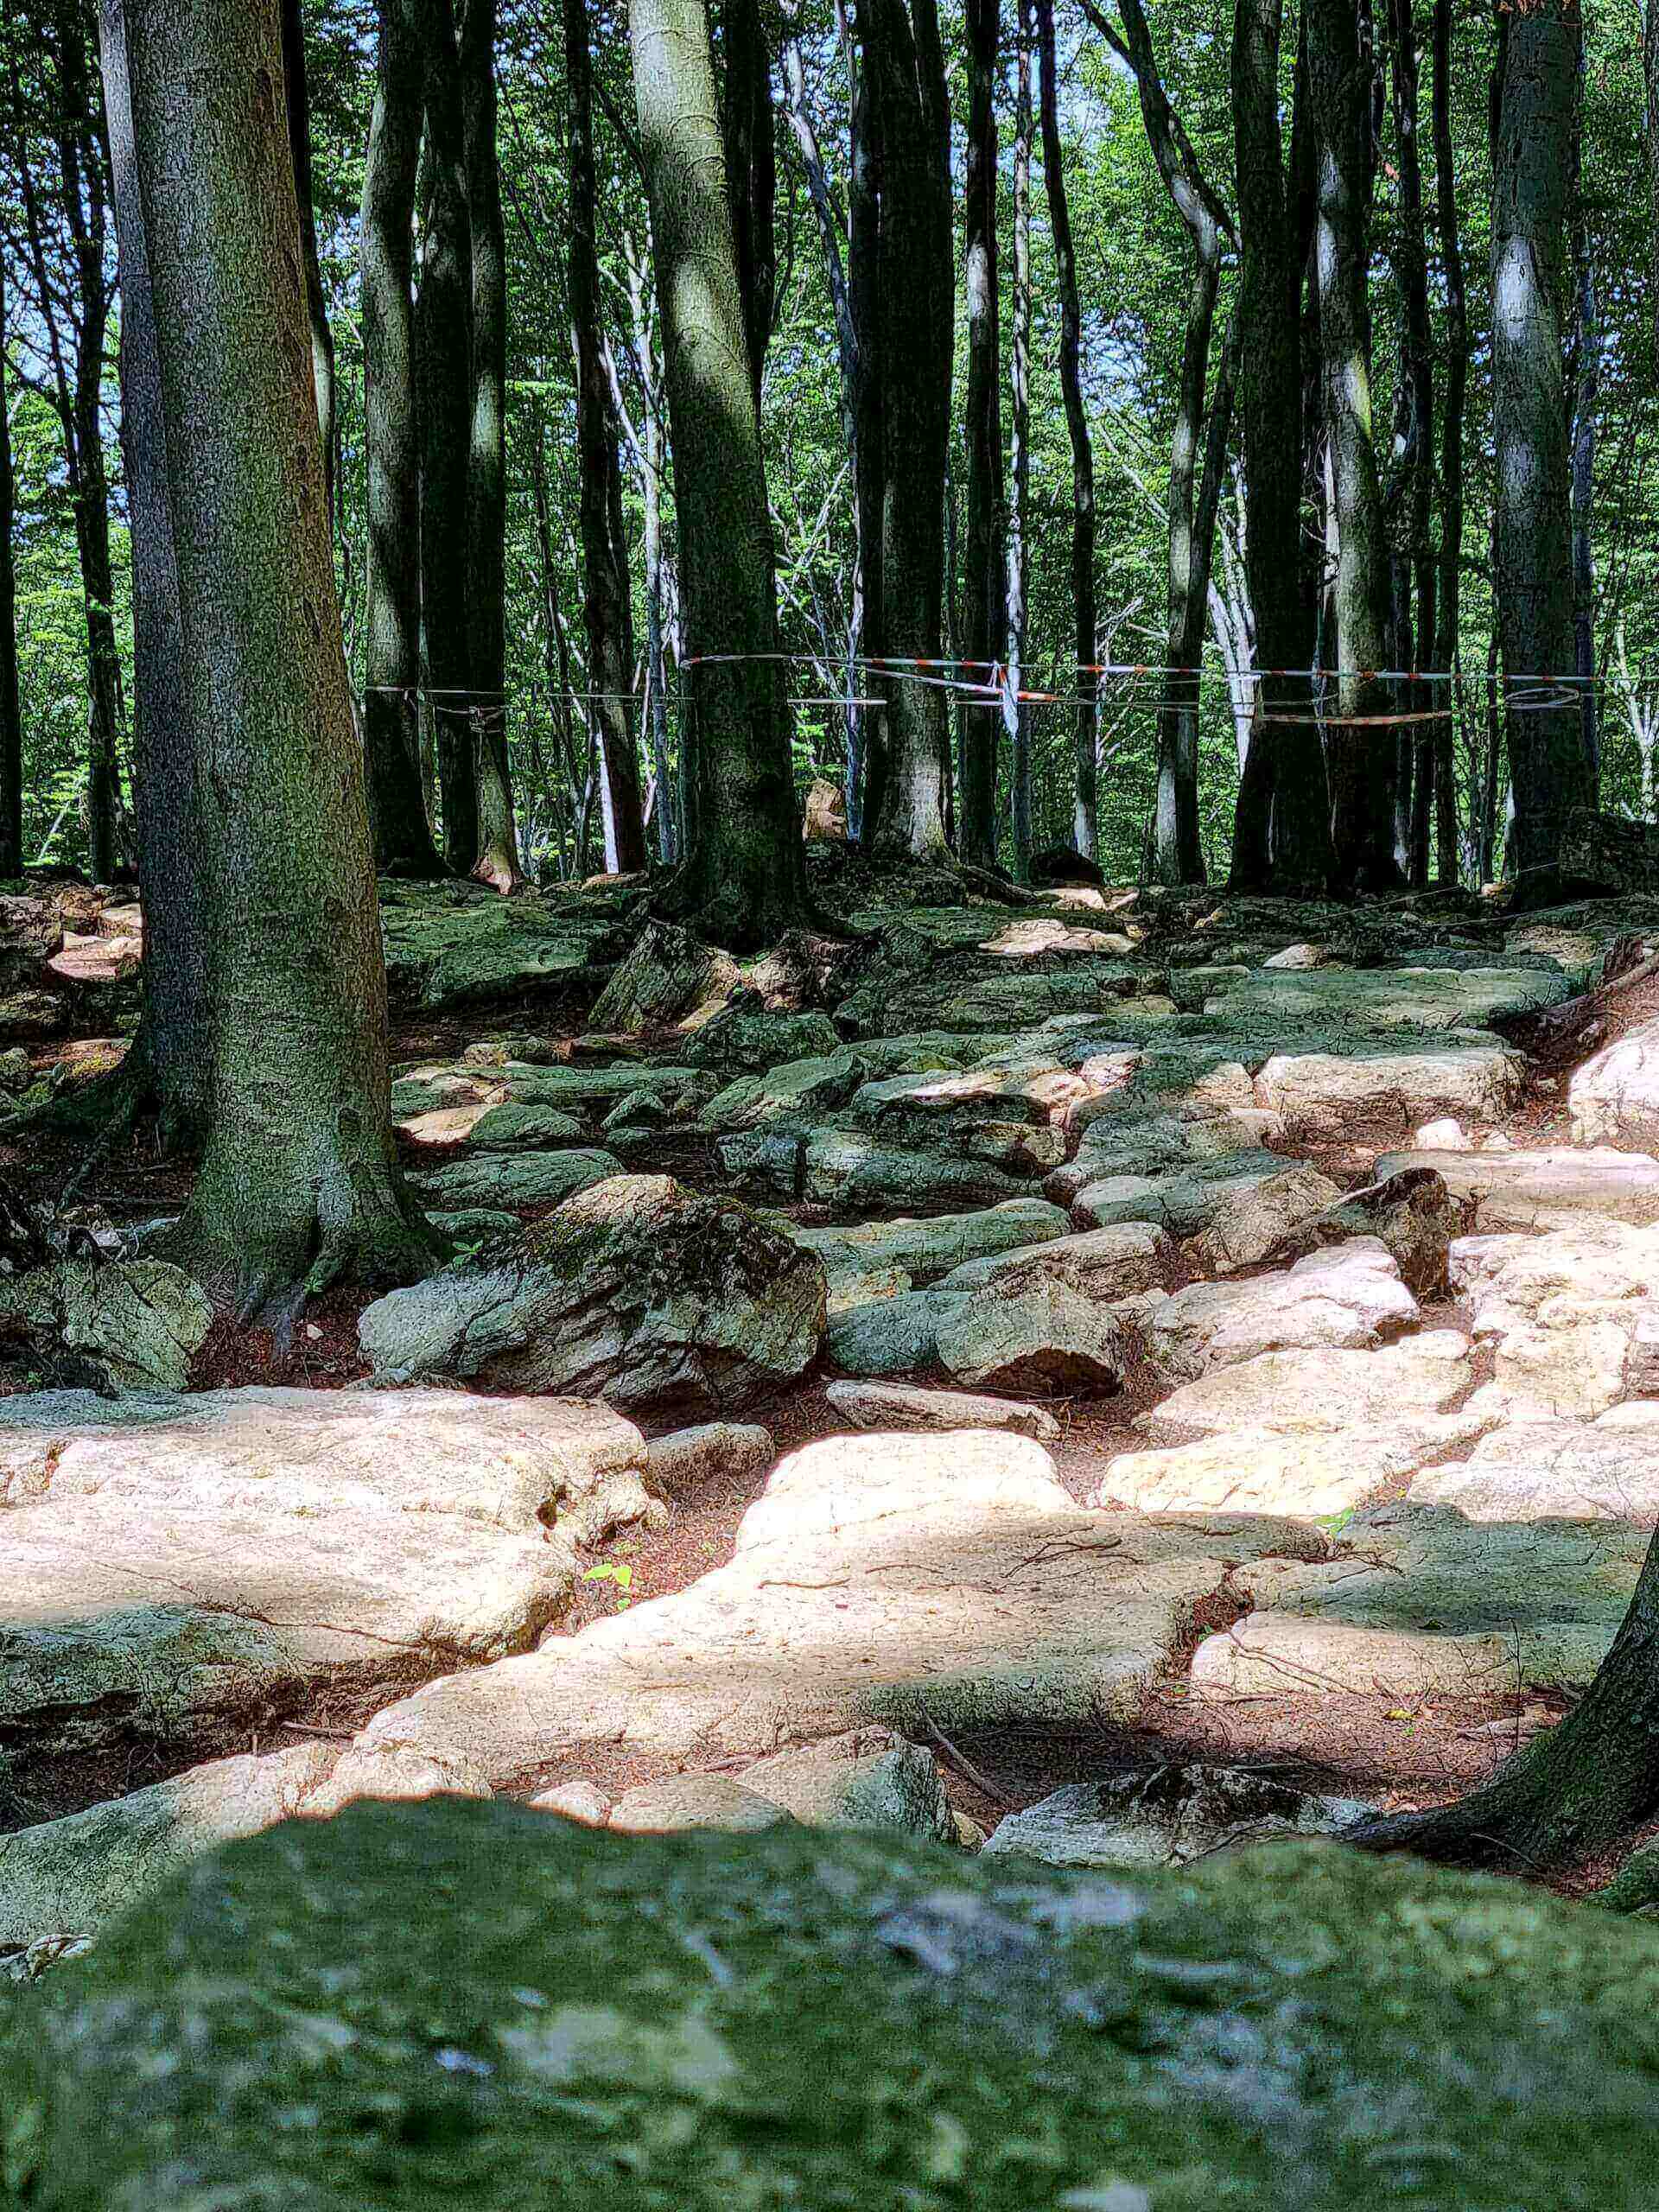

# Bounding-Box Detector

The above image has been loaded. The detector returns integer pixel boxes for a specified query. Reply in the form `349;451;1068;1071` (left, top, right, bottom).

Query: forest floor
7;849;1659;1919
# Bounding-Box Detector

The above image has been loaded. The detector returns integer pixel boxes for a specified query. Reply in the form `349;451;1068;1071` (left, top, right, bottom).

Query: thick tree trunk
858;0;955;861
1430;0;1463;885
622;232;677;864
282;0;336;507
1491;0;1592;901
720;0;777;410
1008;2;1033;881
1309;0;1401;893
957;0;1004;872
1037;0;1096;865
1229;0;1332;892
461;0;524;892
0;263;22;881
360;0;447;876
99;0;212;1143
419;0;478;873
126;0;436;1317
630;0;813;946
566;0;648;875
849;16;884;842
1388;0;1435;888
1569;67;1599;792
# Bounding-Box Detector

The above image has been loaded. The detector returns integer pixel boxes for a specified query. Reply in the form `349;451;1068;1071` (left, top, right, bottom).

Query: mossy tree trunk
1491;0;1592;903
126;0;438;1321
1228;0;1333;894
99;0;212;1144
419;0;479;874
565;0;648;876
1007;2;1033;880
1309;0;1402;893
361;0;447;877
720;0;777;411
957;0;1003;872
1429;0;1464;885
856;0;955;861
629;0;813;949
461;0;525;893
282;0;336;508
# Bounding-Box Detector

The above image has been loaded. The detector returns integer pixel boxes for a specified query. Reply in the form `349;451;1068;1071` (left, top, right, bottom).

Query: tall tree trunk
0;261;22;881
1491;0;1591;903
1007;0;1033;881
1430;0;1463;884
1569;44;1599;791
99;0;212;1141
282;0;336;506
1309;0;1401;892
1036;0;1095;864
126;0;435;1317
360;0;446;875
1388;0;1435;887
721;0;777;409
857;0;955;860
565;0;648;874
630;0;813;946
957;0;1003;871
780;0;864;834
419;0;478;872
623;231;677;863
1229;0;1332;892
460;0;524;891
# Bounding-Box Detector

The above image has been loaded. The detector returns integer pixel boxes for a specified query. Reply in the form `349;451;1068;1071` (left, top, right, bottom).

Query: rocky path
10;874;1659;1965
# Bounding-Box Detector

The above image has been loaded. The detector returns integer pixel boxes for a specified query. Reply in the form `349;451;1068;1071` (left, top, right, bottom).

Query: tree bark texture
720;0;777;410
0;259;22;880
1429;0;1463;883
360;0;447;874
125;0;436;1316
282;0;336;508
1491;0;1592;898
957;0;1004;871
1008;0;1034;880
630;0;812;946
565;0;648;874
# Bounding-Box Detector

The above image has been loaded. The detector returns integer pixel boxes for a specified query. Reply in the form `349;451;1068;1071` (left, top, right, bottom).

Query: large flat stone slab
1141;1240;1416;1382
317;1434;1304;1795
1377;1146;1659;1230
796;1198;1067;1287
1093;1411;1492;1519
1569;1012;1659;1147
0;1385;651;1545
1254;1040;1526;1131
0;1494;572;1759
1409;1408;1659;1525
410;1147;623;1210
1204;964;1571;1029
1138;1331;1472;1445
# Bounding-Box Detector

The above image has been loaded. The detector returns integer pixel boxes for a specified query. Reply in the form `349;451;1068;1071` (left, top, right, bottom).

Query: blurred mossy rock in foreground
4;1798;1659;2208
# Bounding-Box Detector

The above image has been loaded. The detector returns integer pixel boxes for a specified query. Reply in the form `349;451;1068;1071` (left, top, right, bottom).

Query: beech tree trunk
957;0;1004;871
360;0;446;875
126;0;436;1318
99;0;212;1142
1229;0;1333;893
1491;0;1592;901
461;0;524;891
1309;0;1401;892
721;0;777;410
0;259;22;881
1008;2;1033;880
630;0;812;946
1429;0;1463;883
1387;0;1435;888
856;0;955;860
566;0;648;874
282;0;336;506
419;0;478;872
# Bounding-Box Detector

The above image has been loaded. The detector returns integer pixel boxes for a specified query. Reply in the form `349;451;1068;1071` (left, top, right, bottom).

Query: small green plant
582;1560;634;1610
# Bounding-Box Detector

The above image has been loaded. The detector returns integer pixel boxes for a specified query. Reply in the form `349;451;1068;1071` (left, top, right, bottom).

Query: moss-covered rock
6;1802;1659;2208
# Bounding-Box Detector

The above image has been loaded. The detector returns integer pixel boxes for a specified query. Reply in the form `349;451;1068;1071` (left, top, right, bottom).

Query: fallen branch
917;1707;1016;1809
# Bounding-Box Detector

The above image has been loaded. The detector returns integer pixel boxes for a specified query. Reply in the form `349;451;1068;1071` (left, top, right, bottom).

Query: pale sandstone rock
527;1778;611;1822
1410;1414;1659;1525
1138;1331;1472;1445
938;1219;1170;1301
1569;1013;1659;1147
935;1282;1128;1393
982;1764;1373;1869
1093;1411;1491;1519
736;1731;955;1841
1254;1041;1525;1133
645;1422;774;1500
1376;1145;1659;1231
1141;1240;1416;1383
824;1377;1063;1443
607;1775;797;1833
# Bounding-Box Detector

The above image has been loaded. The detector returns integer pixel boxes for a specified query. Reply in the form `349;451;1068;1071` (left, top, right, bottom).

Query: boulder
1569;1012;1659;1147
1275;1166;1460;1299
1071;1154;1342;1274
938;1220;1170;1302
803;777;848;840
1409;1410;1659;1525
824;1377;1063;1443
935;1284;1128;1394
1205;963;1571;1030
798;1198;1067;1289
683;1007;842;1071
982;1764;1373;1869
359;1175;825;1416
607;1775;794;1834
825;1288;961;1376
0;1745;337;1948
0;1260;212;1395
379;887;619;1011
735;1730;956;1841
1141;1241;1416;1383
0;893;62;991
398;1101;588;1150
590;919;740;1035
645;1422;774;1500
1375;1145;1659;1231
0;1385;654;1547
528;1778;611;1823
698;1052;863;1135
1139;1331;1473;1445
1092;1412;1492;1520
1253;1040;1526;1132
8;1803;1659;2209
410;1147;623;1211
